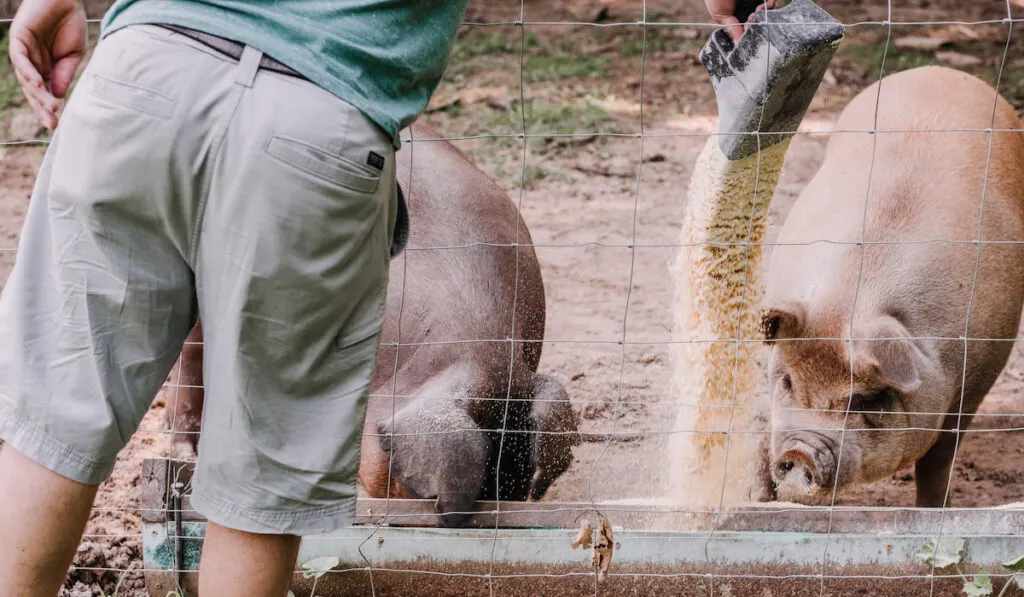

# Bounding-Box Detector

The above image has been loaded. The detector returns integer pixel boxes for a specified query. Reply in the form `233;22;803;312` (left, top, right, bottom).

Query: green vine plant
915;537;1024;596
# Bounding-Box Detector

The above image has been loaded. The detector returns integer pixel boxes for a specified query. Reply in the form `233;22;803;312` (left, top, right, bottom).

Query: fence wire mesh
1;1;1024;595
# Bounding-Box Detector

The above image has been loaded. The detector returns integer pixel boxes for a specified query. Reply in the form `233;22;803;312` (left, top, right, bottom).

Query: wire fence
2;1;1024;596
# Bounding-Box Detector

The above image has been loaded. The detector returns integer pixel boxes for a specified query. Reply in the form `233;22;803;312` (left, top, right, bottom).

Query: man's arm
8;0;87;129
705;0;776;41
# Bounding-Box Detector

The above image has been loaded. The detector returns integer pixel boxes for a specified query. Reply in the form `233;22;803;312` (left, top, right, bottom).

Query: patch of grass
951;40;1024;112
838;37;1024;112
522;161;579;188
554;36;576;54
523;51;610;83
450;28;540;60
998;68;1024;113
436;98;612;190
522;163;548;186
484;98;618;152
450;31;513;59
618;38;645;57
840;41;939;76
619;30;700;56
464;150;568;192
444;28;540;79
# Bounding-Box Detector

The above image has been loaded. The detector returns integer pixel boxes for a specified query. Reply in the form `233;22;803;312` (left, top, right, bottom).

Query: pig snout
773;433;859;495
775;443;832;490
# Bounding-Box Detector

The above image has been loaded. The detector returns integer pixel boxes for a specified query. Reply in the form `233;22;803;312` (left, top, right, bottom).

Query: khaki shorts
0;24;398;535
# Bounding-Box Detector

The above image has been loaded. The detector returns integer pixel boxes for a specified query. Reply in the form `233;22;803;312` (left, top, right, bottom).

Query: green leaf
916;538;965;569
962;574;992;597
1000;556;1024;589
287;593;296;597
301;556;341;579
1002;555;1024;572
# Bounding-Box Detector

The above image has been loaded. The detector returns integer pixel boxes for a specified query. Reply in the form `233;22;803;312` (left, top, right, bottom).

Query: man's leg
186;44;397;590
0;445;303;597
0;447;98;597
0;24;224;592
199;523;300;597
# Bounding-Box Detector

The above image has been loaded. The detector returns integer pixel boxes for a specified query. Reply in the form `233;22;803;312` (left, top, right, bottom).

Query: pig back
370;122;547;411
766;65;1024;406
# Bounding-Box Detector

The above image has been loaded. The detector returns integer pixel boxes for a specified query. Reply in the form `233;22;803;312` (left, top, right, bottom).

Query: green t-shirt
100;0;469;148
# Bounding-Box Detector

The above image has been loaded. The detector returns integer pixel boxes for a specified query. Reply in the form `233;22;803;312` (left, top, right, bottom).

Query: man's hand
705;0;777;42
8;0;87;130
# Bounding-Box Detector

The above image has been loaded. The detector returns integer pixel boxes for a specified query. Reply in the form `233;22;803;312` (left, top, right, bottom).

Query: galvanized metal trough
140;458;1024;596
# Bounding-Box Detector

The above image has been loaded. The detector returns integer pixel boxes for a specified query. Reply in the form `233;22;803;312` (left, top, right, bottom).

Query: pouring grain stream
666;0;845;518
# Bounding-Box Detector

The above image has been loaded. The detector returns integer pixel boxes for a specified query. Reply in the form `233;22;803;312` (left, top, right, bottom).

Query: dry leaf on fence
571;518;594;550
591;514;614;581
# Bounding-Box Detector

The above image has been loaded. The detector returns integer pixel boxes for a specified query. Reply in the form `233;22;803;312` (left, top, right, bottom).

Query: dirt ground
0;0;1023;595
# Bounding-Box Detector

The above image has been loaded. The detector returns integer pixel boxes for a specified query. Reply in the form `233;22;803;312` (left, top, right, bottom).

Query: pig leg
166;321;204;460
916;405;982;507
526;374;580;502
915;408;981;507
914;430;959;508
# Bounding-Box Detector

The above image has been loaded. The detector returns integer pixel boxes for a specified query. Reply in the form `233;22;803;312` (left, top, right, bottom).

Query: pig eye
849;388;896;415
780;374;793;392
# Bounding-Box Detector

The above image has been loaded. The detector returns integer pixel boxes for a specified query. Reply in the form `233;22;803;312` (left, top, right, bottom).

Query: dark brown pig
758;65;1024;507
167;121;580;526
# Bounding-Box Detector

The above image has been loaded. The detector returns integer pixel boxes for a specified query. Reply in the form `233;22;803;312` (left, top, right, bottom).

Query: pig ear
854;316;922;393
378;398;490;527
760;301;805;344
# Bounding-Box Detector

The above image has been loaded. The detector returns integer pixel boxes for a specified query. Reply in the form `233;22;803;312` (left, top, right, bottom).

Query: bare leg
0;446;98;597
198;521;301;597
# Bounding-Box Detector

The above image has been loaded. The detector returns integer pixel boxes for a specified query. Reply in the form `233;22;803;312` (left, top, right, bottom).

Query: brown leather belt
155;23;307;80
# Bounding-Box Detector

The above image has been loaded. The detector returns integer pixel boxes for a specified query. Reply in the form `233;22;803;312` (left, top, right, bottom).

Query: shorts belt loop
234;45;263;87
